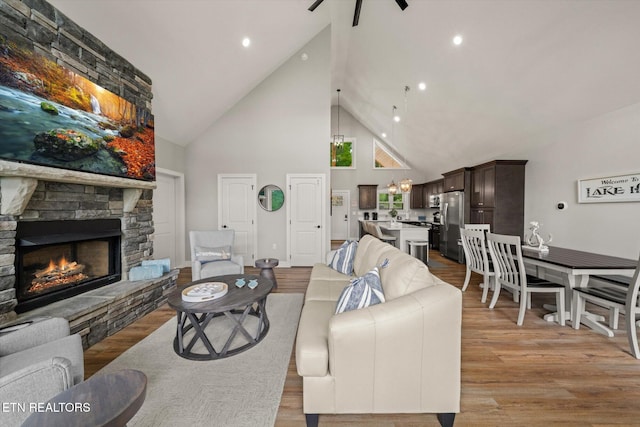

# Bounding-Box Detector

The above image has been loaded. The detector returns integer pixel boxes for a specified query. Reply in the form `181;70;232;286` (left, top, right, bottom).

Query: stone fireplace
14;218;122;313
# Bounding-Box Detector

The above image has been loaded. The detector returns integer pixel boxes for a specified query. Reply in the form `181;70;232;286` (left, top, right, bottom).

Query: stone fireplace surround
0;162;177;348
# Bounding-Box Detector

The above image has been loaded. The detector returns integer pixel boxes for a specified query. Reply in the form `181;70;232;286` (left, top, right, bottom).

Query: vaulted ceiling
49;0;640;176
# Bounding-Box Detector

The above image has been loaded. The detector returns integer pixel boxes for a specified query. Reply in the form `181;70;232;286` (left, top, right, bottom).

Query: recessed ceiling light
381;132;387;138
418;82;427;91
301;52;309;61
453;34;463;46
393;115;401;123
242;37;251;48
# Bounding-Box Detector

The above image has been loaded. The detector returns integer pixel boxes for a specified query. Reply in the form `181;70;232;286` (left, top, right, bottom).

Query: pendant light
332;89;344;146
387;105;400;195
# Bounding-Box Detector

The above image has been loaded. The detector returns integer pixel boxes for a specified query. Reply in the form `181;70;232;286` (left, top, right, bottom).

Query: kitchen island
377;221;430;253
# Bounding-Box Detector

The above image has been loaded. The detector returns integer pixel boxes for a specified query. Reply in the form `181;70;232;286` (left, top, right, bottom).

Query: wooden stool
407;240;429;263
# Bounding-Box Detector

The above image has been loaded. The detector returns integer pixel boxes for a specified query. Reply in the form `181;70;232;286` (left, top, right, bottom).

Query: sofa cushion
305;279;351;302
353;235;396;277
335;267;385;314
379;249;436;300
310;263;352;282
296;300;336;377
328;240;358;275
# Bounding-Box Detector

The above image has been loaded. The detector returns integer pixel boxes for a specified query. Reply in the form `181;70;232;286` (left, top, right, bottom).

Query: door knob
222;225;228;228
316;225;321;228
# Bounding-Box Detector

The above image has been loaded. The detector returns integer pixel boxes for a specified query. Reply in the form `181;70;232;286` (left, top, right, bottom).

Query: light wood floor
83;251;640;426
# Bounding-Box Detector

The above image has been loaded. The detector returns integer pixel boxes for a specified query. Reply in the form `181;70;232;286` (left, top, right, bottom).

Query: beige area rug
97;293;303;427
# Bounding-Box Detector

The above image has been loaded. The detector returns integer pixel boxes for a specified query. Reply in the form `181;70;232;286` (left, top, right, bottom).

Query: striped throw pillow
335;266;386;314
329;240;358;275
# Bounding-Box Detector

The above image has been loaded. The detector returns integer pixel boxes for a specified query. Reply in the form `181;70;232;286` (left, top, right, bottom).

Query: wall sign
578;172;640;203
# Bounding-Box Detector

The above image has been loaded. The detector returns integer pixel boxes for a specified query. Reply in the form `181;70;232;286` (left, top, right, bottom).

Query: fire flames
28;256;88;294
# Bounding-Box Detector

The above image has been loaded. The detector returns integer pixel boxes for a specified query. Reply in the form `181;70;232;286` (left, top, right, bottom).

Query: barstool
407;240;429;264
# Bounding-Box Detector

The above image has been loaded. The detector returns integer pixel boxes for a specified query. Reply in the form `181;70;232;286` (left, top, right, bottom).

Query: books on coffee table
181;282;228;302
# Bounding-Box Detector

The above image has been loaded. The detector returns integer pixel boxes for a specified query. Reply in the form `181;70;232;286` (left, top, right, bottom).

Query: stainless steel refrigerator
440;191;465;263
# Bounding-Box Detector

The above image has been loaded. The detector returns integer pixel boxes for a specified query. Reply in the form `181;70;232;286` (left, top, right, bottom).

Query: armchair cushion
0;317;69;356
335;266;385;314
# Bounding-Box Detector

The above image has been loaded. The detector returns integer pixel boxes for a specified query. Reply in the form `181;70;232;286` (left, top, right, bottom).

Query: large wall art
0;36;155;181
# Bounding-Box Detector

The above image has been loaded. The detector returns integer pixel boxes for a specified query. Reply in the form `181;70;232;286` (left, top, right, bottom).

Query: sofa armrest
231;254;244;270
192;260;202;281
0;357;74;426
0;318;70;356
327;283;462;411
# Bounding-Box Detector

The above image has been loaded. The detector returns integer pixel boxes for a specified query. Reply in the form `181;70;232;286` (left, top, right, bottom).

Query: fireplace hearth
15;219;121;313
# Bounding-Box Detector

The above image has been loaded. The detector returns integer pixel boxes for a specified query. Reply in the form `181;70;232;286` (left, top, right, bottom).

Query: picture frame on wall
577;172;640;203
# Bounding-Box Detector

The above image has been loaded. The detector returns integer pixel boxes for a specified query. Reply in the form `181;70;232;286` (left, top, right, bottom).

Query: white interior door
331;190;350;240
287;174;326;266
153;169;185;268
218;174;257;266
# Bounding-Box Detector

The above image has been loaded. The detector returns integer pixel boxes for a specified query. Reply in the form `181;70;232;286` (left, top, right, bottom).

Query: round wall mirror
258;185;284;212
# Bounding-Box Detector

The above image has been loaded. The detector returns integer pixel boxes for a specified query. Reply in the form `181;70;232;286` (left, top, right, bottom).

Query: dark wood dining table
521;246;636;335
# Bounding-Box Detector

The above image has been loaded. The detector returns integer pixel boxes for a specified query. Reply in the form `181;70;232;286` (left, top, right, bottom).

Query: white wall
330;106;437;238
185;27;331;262
512;102;640;258
155;136;186;173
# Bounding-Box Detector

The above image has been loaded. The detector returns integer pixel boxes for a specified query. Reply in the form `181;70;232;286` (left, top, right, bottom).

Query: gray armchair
0;317;84;426
189;230;244;281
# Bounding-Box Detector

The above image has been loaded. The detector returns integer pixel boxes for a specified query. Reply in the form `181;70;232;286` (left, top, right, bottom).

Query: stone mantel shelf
0;160;156;216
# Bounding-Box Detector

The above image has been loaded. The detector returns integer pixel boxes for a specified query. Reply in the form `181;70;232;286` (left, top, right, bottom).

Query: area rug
97;293;303;427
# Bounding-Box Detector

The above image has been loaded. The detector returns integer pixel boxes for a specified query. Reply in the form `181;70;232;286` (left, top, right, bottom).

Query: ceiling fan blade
395;0;409;11
352;0;363;26
308;0;325;12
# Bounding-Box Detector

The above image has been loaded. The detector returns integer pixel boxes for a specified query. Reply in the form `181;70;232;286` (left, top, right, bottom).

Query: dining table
521;245;636;335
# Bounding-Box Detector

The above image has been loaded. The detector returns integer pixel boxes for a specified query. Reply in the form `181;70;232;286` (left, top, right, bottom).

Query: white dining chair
572;256;640;358
460;228;495;303
486;232;566;326
464;223;491;232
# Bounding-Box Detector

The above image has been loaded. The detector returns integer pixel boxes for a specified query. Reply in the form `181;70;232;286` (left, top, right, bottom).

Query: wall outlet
272;243;277;250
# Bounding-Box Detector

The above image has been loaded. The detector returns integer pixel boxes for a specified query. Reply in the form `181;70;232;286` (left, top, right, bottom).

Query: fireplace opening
15;219;121;313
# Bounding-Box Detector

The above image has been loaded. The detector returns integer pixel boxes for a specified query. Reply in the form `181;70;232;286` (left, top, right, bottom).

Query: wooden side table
255;258;279;289
22;369;146;427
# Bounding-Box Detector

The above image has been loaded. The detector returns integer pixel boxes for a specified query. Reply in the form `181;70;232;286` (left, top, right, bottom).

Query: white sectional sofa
295;235;462;427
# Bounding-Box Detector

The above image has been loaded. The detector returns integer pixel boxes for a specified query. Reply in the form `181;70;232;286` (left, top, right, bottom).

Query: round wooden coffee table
167;274;273;360
22;369;146;427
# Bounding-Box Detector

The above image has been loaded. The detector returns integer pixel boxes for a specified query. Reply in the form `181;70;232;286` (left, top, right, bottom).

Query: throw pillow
329;240;358;275
335;266;386;314
195;245;232;262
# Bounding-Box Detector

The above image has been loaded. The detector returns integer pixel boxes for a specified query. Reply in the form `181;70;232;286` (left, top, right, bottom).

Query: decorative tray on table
181;282;228;302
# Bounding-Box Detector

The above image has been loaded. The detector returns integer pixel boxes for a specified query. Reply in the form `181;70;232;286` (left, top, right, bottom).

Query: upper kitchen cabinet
410;183;425;209
357;184;378;210
443;168;470;192
469;160;527;237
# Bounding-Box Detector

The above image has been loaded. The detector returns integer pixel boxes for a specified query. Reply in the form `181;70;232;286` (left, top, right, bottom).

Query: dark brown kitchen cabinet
469;160;527;237
410;183;425;208
443;168;469;192
358;185;378;210
471;165;495;207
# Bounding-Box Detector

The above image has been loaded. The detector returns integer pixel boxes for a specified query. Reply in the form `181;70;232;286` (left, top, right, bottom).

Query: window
378;191;404;211
330;138;355;168
373;139;407;169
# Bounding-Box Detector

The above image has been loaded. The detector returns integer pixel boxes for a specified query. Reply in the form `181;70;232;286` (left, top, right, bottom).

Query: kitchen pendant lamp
332;89;344;145
400;178;412;193
388;179;398;195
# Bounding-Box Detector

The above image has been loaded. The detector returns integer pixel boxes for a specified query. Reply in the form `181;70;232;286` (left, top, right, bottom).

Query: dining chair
572;255;640;358
486;232;566;326
464;223;491;232
460;228;495;303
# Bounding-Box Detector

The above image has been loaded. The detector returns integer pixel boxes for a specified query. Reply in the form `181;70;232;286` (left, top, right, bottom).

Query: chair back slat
487;233;526;291
464;223;491;232
461;228;490;273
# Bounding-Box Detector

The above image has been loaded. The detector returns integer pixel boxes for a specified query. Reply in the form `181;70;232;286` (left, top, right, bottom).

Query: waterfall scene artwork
0;36;155;181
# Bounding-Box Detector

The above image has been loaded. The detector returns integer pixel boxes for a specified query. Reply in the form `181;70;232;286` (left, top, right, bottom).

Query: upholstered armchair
189;230;244;281
0;317;84;426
